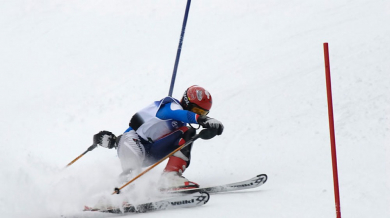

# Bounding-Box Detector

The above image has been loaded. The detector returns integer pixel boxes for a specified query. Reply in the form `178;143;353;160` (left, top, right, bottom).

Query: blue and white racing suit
117;97;199;174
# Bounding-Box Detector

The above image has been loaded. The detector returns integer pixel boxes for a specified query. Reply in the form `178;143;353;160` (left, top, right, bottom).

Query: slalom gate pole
168;0;192;97
323;42;342;218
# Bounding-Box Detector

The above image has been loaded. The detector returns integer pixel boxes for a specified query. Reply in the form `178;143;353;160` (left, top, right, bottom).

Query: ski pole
65;144;97;168
168;0;192;97
112;128;217;194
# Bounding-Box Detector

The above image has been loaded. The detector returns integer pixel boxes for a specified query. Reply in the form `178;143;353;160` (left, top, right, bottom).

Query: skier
93;85;224;190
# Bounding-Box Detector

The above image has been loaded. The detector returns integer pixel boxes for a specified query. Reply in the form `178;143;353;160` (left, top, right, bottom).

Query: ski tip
256;174;268;183
83;206;92;211
198;191;210;205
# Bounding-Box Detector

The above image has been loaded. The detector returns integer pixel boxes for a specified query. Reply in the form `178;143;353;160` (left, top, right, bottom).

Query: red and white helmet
180;85;212;115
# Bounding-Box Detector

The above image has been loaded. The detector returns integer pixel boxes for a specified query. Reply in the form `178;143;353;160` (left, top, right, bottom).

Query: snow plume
1;149;163;217
2;153;97;217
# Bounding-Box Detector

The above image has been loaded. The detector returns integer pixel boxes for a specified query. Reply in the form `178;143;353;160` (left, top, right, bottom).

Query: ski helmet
180;85;212;115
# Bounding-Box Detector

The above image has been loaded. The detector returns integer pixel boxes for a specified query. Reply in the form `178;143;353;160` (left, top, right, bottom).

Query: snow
1;0;389;217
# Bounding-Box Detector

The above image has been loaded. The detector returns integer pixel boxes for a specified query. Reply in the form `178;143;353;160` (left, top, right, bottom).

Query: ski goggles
190;105;209;116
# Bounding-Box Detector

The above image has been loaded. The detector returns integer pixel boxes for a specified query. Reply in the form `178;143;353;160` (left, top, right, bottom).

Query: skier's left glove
93;131;117;149
197;115;224;135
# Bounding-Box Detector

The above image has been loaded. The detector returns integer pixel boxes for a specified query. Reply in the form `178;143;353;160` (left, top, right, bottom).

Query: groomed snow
1;0;389;217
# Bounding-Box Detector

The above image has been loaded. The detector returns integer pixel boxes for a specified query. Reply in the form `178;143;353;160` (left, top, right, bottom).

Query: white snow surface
1;0;389;217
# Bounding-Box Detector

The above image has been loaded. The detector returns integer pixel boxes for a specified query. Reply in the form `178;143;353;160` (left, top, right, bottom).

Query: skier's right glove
93;131;117;149
197;115;224;135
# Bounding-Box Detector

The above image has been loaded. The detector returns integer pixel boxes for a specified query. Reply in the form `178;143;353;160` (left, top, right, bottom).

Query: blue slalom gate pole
168;0;192;97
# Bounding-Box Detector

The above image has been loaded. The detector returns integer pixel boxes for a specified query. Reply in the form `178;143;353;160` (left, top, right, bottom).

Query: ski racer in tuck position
93;85;224;191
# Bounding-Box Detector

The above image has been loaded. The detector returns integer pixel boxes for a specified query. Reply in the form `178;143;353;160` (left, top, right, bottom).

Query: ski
165;174;267;195
83;191;209;214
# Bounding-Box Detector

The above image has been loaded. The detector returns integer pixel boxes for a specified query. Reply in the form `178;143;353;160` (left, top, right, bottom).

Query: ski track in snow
1;0;389;217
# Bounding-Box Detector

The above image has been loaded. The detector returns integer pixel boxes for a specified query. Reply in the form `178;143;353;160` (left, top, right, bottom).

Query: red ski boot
159;156;199;191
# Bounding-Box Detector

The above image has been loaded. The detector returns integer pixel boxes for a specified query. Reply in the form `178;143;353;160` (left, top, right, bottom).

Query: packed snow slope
1;0;389;217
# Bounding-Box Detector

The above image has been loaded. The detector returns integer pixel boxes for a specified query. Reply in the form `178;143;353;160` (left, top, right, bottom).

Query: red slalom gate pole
323;42;342;218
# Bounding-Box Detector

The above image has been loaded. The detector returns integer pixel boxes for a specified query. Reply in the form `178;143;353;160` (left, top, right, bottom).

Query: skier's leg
164;126;196;171
117;130;145;182
147;126;198;190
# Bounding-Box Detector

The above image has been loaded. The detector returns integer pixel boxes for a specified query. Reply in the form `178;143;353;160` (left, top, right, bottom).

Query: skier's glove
93;131;117;149
197;115;224;135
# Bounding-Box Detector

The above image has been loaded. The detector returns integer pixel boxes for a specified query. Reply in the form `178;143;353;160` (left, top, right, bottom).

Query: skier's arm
157;103;224;135
156;103;198;123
